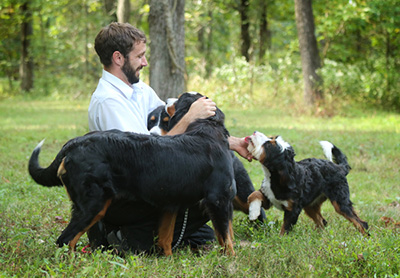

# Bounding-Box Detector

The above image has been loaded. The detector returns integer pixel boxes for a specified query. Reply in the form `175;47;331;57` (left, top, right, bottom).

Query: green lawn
0;98;399;277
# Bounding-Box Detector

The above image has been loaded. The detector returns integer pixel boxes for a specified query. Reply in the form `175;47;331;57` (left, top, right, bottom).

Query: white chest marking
260;166;288;211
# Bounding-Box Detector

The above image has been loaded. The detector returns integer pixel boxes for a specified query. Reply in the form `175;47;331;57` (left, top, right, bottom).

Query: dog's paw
249;200;262;220
56;235;69;247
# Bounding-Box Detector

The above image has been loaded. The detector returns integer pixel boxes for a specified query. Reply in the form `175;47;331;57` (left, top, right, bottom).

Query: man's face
122;41;148;84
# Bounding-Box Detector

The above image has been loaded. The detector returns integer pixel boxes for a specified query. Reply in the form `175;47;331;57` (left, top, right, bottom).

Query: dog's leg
304;201;328;229
57;198;112;250
233;196;250;214
226;220;235;256
280;208;301;235
213;220;235;256
158;211;178;256
206;197;235;256
248;190;271;221
69;199;112;250
330;200;369;235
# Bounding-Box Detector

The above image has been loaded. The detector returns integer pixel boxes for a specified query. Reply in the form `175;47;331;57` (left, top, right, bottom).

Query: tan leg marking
68;199;112;250
331;201;367;235
157;211;178;256
304;202;326;229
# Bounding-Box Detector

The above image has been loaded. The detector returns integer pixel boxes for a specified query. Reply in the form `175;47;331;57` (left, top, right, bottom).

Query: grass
0;97;399;277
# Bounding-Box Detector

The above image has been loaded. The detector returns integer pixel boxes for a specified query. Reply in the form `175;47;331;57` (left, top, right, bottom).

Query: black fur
147;97;266;222
28;92;236;255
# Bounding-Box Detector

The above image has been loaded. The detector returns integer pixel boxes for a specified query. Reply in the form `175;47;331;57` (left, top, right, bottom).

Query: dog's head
147;98;178;135
147;105;170;135
168;92;227;135
245;132;295;167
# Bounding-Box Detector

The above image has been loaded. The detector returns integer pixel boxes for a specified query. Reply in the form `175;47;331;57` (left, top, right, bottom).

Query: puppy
245;132;369;235
147;98;177;135
28;92;236;256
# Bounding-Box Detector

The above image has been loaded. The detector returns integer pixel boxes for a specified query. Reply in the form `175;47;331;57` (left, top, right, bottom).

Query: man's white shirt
88;70;164;134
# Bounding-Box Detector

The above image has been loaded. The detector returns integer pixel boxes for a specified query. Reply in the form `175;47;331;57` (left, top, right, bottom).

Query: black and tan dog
147;98;266;222
245;131;369;235
28;92;236;256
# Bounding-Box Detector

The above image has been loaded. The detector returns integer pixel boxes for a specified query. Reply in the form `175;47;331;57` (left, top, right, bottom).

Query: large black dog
28;92;236;256
245;132;369;235
146;97;266;222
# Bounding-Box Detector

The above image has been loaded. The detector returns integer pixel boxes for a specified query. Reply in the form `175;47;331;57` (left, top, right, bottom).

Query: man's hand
186;96;216;122
167;97;216;135
228;136;253;162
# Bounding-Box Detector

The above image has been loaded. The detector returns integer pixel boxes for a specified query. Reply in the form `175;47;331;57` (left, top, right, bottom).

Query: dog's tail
319;141;351;174
28;140;63;187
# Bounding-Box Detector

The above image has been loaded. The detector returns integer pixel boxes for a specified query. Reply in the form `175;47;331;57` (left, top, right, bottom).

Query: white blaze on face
246;131;271;160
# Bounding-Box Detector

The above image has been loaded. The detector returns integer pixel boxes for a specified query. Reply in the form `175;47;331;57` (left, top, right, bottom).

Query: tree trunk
20;1;34;92
258;0;270;63
149;0;186;100
196;5;214;78
238;0;251;62
294;0;322;105
117;0;130;23
104;0;117;21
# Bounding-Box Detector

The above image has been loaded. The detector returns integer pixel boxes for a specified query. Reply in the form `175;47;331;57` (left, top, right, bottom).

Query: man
87;22;251;254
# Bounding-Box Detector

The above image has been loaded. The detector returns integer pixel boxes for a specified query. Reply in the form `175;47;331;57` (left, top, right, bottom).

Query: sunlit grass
0;97;399;277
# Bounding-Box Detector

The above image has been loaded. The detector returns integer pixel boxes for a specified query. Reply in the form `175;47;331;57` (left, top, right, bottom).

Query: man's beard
122;59;140;84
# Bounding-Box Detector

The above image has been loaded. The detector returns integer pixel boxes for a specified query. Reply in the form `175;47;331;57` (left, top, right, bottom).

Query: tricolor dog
147;97;266;222
245;132;369;235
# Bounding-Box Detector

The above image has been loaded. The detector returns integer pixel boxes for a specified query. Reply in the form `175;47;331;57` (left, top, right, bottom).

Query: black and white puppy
245;132;369;235
147;98;177;135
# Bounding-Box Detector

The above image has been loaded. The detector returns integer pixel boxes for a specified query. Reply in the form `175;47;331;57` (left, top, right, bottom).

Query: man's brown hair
94;22;147;67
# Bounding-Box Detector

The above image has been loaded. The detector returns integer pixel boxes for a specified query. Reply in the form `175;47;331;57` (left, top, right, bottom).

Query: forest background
0;0;399;112
1;1;400;276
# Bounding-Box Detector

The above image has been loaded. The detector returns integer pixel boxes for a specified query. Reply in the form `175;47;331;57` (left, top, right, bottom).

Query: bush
320;59;400;111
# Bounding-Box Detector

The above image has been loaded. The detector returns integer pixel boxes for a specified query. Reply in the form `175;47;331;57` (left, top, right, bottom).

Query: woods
1;1;400;276
0;0;399;110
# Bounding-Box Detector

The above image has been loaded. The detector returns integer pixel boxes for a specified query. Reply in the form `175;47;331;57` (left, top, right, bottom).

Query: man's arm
228;136;253;162
165;96;252;161
167;97;216;135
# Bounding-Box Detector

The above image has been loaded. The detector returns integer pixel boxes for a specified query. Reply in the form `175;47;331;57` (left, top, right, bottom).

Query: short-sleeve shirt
88;70;164;134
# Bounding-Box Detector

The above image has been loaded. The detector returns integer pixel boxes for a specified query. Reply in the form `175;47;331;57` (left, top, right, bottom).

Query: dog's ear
165;98;178;117
285;146;296;161
166;105;175;117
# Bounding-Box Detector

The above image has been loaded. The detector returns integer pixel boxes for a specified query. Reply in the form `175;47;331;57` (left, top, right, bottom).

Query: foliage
320;59;400;110
1;98;399;277
1;0;399;109
189;54;302;110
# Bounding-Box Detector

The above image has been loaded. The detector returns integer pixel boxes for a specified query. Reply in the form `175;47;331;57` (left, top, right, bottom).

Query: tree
149;0;186;99
258;0;271;63
236;0;251;62
117;0;130;23
20;1;33;92
103;0;117;21
294;0;322;105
